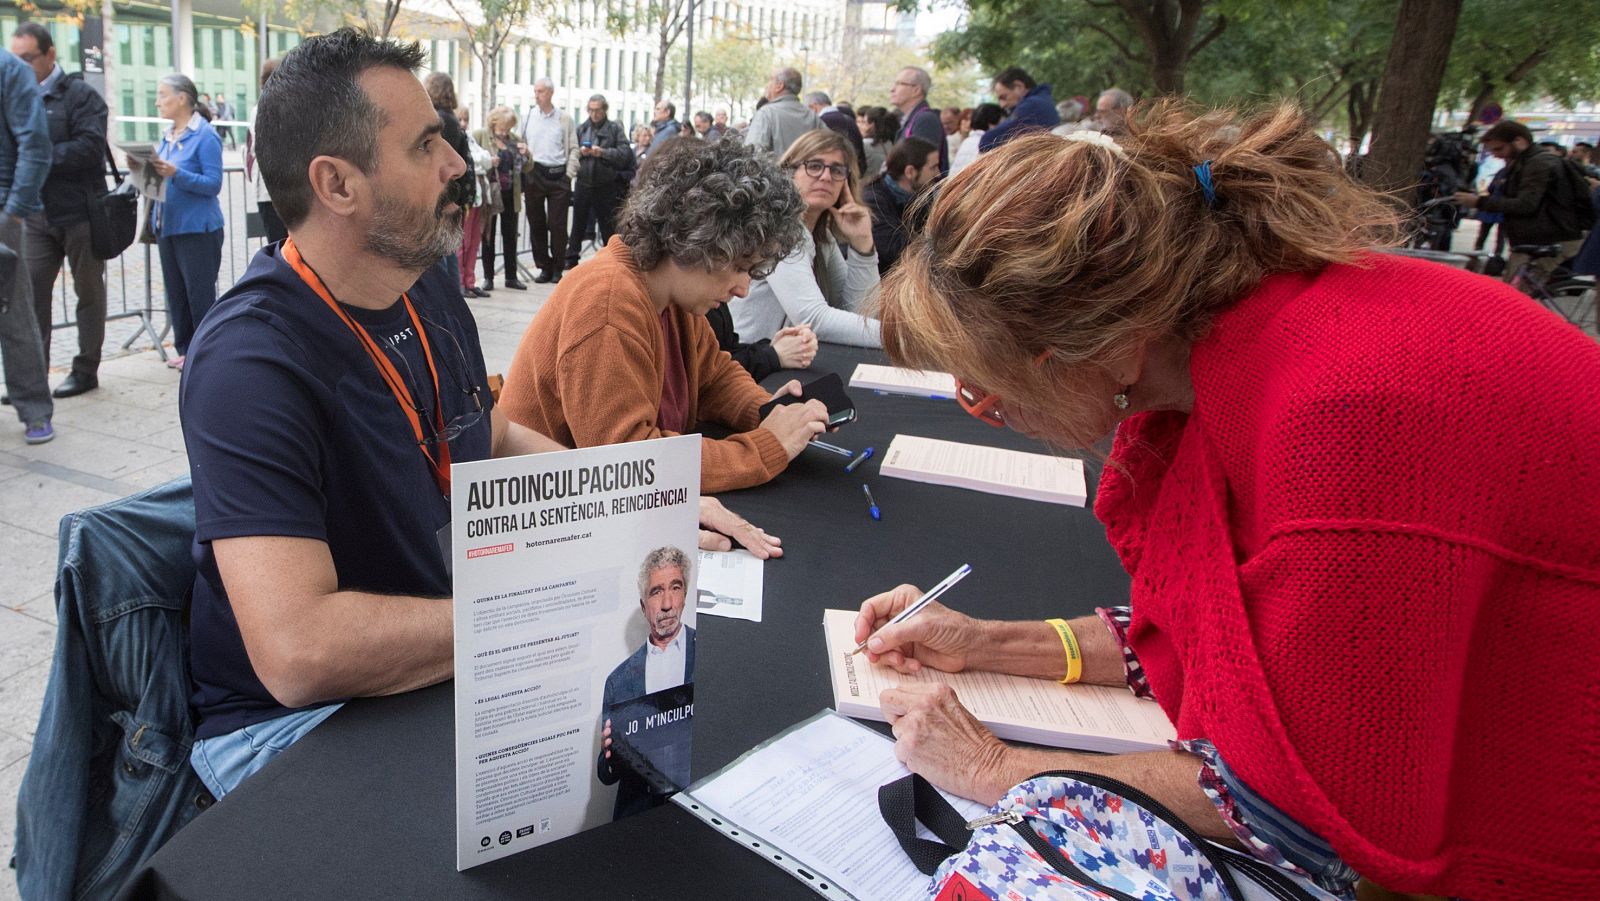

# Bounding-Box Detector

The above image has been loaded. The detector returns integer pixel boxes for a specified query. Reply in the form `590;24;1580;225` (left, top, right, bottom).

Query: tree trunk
1361;0;1463;196
1347;79;1376;155
654;30;669;102
1465;72;1494;124
479;51;494;120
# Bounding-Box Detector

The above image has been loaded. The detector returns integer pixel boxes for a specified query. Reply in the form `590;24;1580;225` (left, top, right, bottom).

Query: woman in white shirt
731;129;882;348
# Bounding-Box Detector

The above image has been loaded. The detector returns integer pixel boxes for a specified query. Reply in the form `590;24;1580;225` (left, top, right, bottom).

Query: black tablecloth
127;344;1131;900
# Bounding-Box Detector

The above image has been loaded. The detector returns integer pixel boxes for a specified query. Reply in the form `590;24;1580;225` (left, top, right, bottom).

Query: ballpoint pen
849;564;972;656
844;447;874;473
808;439;853;457
861;483;880;521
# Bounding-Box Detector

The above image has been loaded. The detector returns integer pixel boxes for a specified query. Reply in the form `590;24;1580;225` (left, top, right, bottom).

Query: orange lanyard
281;238;453;497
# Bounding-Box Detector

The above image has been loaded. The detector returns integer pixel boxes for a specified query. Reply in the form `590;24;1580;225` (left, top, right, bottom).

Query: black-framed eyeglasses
794;159;849;181
380;314;486;448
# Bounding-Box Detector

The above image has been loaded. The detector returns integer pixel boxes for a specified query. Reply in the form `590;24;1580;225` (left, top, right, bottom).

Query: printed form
695;549;765;622
678;711;987;901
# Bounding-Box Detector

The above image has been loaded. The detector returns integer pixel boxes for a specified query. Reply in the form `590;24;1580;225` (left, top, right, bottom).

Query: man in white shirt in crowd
521;77;578;284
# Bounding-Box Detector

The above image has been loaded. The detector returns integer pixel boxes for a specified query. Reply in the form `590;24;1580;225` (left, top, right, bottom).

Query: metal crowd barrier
46;163;556;359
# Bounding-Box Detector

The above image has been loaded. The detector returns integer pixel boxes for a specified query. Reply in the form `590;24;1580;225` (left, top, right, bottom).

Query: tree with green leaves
1440;0;1600;122
927;0;1227;96
442;0;553;115
660;27;770;118
239;0;406;40
609;0;692;103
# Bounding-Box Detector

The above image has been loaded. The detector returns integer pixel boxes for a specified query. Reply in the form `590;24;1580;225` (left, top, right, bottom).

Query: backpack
1555;158;1597;232
881;770;1338;901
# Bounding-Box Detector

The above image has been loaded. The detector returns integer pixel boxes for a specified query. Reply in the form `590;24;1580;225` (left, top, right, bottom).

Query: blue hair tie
1193;160;1217;207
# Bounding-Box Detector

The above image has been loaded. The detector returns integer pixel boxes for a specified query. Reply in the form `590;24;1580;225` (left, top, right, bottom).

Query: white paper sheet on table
695;549;764;622
675;710;989;901
848;364;958;399
880;434;1088;506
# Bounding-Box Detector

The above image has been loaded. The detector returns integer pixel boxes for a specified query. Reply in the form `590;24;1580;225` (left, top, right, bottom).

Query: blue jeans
190;703;343;799
156;228;223;356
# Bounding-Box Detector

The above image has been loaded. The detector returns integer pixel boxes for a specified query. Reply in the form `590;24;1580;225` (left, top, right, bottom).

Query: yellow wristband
1046;618;1082;684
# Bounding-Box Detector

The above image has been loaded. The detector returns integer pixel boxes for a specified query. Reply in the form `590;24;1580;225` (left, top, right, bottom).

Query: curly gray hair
637;546;691;599
620;136;806;278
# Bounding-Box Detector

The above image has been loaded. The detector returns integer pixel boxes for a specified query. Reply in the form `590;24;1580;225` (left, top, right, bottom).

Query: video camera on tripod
1410;126;1480;251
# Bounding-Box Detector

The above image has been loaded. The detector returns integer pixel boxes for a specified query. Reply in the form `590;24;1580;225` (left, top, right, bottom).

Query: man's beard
365;189;463;272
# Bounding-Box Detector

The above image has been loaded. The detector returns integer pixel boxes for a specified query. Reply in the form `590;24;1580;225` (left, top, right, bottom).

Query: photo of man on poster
597;546;696;819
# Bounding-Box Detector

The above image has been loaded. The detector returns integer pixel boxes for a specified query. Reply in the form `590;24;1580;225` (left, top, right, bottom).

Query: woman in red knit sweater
853;103;1600;900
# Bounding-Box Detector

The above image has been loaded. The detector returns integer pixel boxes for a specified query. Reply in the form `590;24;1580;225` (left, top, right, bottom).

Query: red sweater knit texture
1095;254;1600;899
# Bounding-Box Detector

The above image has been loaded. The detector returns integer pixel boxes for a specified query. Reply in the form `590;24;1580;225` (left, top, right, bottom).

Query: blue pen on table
849;563;973;656
861;483;881;521
809;439;853;457
844;447;874;472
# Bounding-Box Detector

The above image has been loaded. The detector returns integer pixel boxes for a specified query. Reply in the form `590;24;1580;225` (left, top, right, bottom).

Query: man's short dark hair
255;28;427;229
969;102;1005;132
13;22;52;53
1481;120;1533;146
883;137;937;182
992;67;1036;90
658;99;676;118
693;111;712;126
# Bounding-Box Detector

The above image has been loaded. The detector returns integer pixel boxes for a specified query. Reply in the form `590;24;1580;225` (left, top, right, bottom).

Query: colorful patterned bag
879;771;1336;901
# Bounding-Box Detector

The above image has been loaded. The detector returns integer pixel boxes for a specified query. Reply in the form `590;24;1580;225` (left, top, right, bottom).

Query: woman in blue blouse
143;74;224;369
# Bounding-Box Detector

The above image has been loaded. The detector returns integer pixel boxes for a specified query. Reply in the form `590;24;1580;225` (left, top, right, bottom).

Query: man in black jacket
11;23;106;398
861;137;940;275
1454;119;1585;288
564;93;633;271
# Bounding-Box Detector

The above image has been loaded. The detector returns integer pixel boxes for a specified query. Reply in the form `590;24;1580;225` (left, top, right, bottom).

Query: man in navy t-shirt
180;29;570;799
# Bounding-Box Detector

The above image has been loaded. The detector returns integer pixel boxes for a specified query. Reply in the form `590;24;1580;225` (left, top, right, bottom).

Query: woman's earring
1113;387;1130;410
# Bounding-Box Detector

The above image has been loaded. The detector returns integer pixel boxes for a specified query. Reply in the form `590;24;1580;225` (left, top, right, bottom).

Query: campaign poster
451;435;700;870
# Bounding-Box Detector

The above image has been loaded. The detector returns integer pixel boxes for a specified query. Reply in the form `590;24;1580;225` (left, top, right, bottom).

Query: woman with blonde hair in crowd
471;105;531;290
729;129;881;348
854;102;1600;900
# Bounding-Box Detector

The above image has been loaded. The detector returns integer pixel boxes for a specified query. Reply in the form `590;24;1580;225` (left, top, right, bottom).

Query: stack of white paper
823;610;1174;754
879;434;1088;506
848;364;958;399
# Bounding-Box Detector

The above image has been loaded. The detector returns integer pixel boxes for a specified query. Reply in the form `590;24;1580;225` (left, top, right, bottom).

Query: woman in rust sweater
853;104;1600;900
499;137;831;493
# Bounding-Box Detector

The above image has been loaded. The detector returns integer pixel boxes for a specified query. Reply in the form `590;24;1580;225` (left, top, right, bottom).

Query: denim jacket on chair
12;477;212;900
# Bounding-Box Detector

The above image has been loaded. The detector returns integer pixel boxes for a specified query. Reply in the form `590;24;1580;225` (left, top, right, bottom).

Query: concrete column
170;0;194;74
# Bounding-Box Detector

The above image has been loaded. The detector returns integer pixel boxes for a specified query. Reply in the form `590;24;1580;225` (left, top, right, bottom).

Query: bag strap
877;774;974;876
102;141;122;186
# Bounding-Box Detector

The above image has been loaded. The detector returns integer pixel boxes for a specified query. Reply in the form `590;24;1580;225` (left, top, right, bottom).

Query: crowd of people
4;23;1599;901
